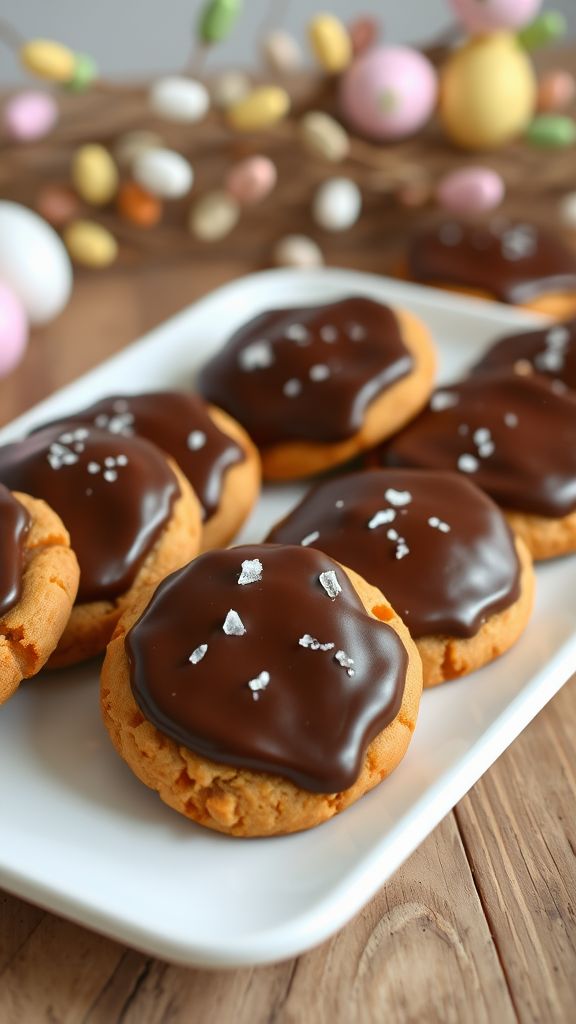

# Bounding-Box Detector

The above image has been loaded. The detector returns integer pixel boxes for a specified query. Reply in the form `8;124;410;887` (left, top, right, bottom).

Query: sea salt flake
116;454;128;466
309;363;330;382
58;432;74;444
285;323;310;344
395;542;410;560
535;349;565;373
107;413;135;435
335;500;344;509
113;399;129;413
334;649;355;677
384;488;412;507
103;469;118;482
428;516;451;533
473;428;491;446
319;570;342;600
431;390;459;411
478;441;495;458
547;325;570;348
283;378;302;398
189;643;208;665
504;412;518;428
238;558;263;586
95;414;109;428
299;634;335;651
320;325;338;343
73;428;89;441
239;340;274;371
501;225;536;261
223;609;246;636
458;454;479;473
248;670;270;700
104;456;116;468
368;509;396;529
387;529;399;541
347;322;366;341
187;430;207;451
87;462;100;474
301;530;320;547
62;453;78;466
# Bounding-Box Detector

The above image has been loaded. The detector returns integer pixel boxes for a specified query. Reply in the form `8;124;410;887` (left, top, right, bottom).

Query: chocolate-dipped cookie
101;543;422;836
36;392;261;551
382;373;576;560
198;296;436;479
471;319;576;393
403;220;576;318
0;484;79;703
267;469;534;687
0;425;202;666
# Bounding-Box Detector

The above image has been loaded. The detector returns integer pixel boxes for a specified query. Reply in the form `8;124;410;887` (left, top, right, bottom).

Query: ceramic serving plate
1;269;574;969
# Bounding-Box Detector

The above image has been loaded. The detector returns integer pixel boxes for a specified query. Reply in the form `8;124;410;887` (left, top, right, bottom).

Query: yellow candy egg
439;33;536;151
63;220;118;267
309;14;352;74
20;39;76;83
72;144;119;206
227;86;290;132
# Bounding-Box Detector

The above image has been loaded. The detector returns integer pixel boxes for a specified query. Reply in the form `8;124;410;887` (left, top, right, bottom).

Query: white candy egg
210;71;251;110
149;76;210;123
0;201;72;325
133;148;193;199
312;177;361;231
559;192;576;228
273;234;324;268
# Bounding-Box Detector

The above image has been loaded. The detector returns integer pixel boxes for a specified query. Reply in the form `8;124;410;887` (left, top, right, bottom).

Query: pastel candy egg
299;111;350;162
4;91;58;141
72;144;119;206
0;281;28;378
312;177;361;232
113;130;164;167
225;156;277;205
133;148;193;199
63;220;118;267
340;46;437;141
273;234;324;268
262;30;302;73
199;0;241;44
65;53;98;93
436;167;505;214
20;39;75;82
537;71;576;113
449;0;542;31
525;114;576;148
0;201;72;324
309;14;352;74
189;191;240;241
149;76;209;123
210;71;251;110
117;182;162;227
35;184;79;226
227;86;290;132
559;192;576;229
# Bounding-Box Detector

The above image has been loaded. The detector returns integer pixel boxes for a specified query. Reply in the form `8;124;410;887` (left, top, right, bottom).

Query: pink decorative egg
3;90;58;141
339;46;437;141
436;167;505;214
225;156;277;205
449;0;542;32
0;280;28;378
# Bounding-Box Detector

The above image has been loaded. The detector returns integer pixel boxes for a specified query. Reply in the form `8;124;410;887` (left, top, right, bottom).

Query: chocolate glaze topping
471;319;576;392
126;543;409;793
198;297;413;446
408;220;576;304
0;485;31;617
384;373;576;519
267;469;521;639
36;392;245;521
0;425;179;603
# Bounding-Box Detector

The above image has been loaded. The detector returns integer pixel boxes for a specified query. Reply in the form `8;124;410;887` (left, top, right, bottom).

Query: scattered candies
189;191;240;240
299;111;350;162
65;53;98;92
0;281;28;378
449;0;542;32
537;70;576;112
210;70;251;109
262;30;302;74
149;76;209;123
20;38;76;83
517;11;566;51
72;144;119;206
309;14;352;74
3;90;58;141
113;130;163;166
525;114;576;147
436;167;505;214
133;148;193;199
63;220;118;268
117;182;162;227
559;193;576;228
348;17;379;57
340;45;437;141
0;202;72;324
225;156;277;205
227;86;290;132
273;234;324;268
35;184;80;227
198;0;242;45
312;177;361;232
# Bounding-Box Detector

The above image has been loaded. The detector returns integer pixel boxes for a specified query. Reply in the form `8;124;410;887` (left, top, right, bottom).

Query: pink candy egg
449;0;542;32
537;70;576;113
339;46;437;141
0;280;28;378
3;90;58;141
225;155;277;205
436;166;505;215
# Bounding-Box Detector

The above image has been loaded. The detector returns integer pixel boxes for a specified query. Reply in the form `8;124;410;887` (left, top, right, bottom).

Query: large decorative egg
0;280;28;378
339;46;437;141
439;33;536;150
450;0;542;32
0;202;72;325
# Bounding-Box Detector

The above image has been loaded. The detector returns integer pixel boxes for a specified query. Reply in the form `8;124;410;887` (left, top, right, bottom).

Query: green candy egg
65;53;98;92
199;0;242;45
526;114;576;147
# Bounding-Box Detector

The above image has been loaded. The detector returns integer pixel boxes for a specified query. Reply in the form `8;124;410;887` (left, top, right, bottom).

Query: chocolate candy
267;469;521;639
0;485;30;617
0;425;178;603
198;297;413;446
471;319;576;391
384;373;576;518
127;544;408;793
407;220;576;304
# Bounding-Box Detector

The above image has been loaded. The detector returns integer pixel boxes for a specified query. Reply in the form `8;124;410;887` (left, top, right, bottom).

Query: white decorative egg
0;201;72;325
149;76;210;123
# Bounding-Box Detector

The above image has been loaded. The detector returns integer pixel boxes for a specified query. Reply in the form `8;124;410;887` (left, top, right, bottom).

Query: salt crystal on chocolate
301;530;320;547
248;670;270;700
189;643;208;664
458;454;479;473
299;634;335;651
334;649;355;677
187;430;207;451
223;609;246;635
239;340;274;371
319;569;341;599
238;558;263;586
385;488;412;507
368;509;396;529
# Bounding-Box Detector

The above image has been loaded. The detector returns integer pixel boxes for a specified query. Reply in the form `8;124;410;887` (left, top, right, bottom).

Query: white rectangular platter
1;268;574;969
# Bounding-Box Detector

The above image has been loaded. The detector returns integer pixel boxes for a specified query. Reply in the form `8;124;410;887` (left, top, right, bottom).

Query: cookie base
505;507;576;561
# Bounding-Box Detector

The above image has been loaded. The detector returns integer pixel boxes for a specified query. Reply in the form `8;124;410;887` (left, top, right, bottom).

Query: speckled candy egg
339;46;437;141
225;156;277;205
0;202;72;325
450;0;542;32
0;281;28;378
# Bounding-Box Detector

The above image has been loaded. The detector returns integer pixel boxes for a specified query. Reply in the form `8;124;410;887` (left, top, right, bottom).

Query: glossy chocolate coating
0;425;179;604
267;469;520;639
127;544;408;793
408;220;576;305
384;373;576;519
0;485;30;617
198;297;413;446
471;319;576;392
36;392;245;521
